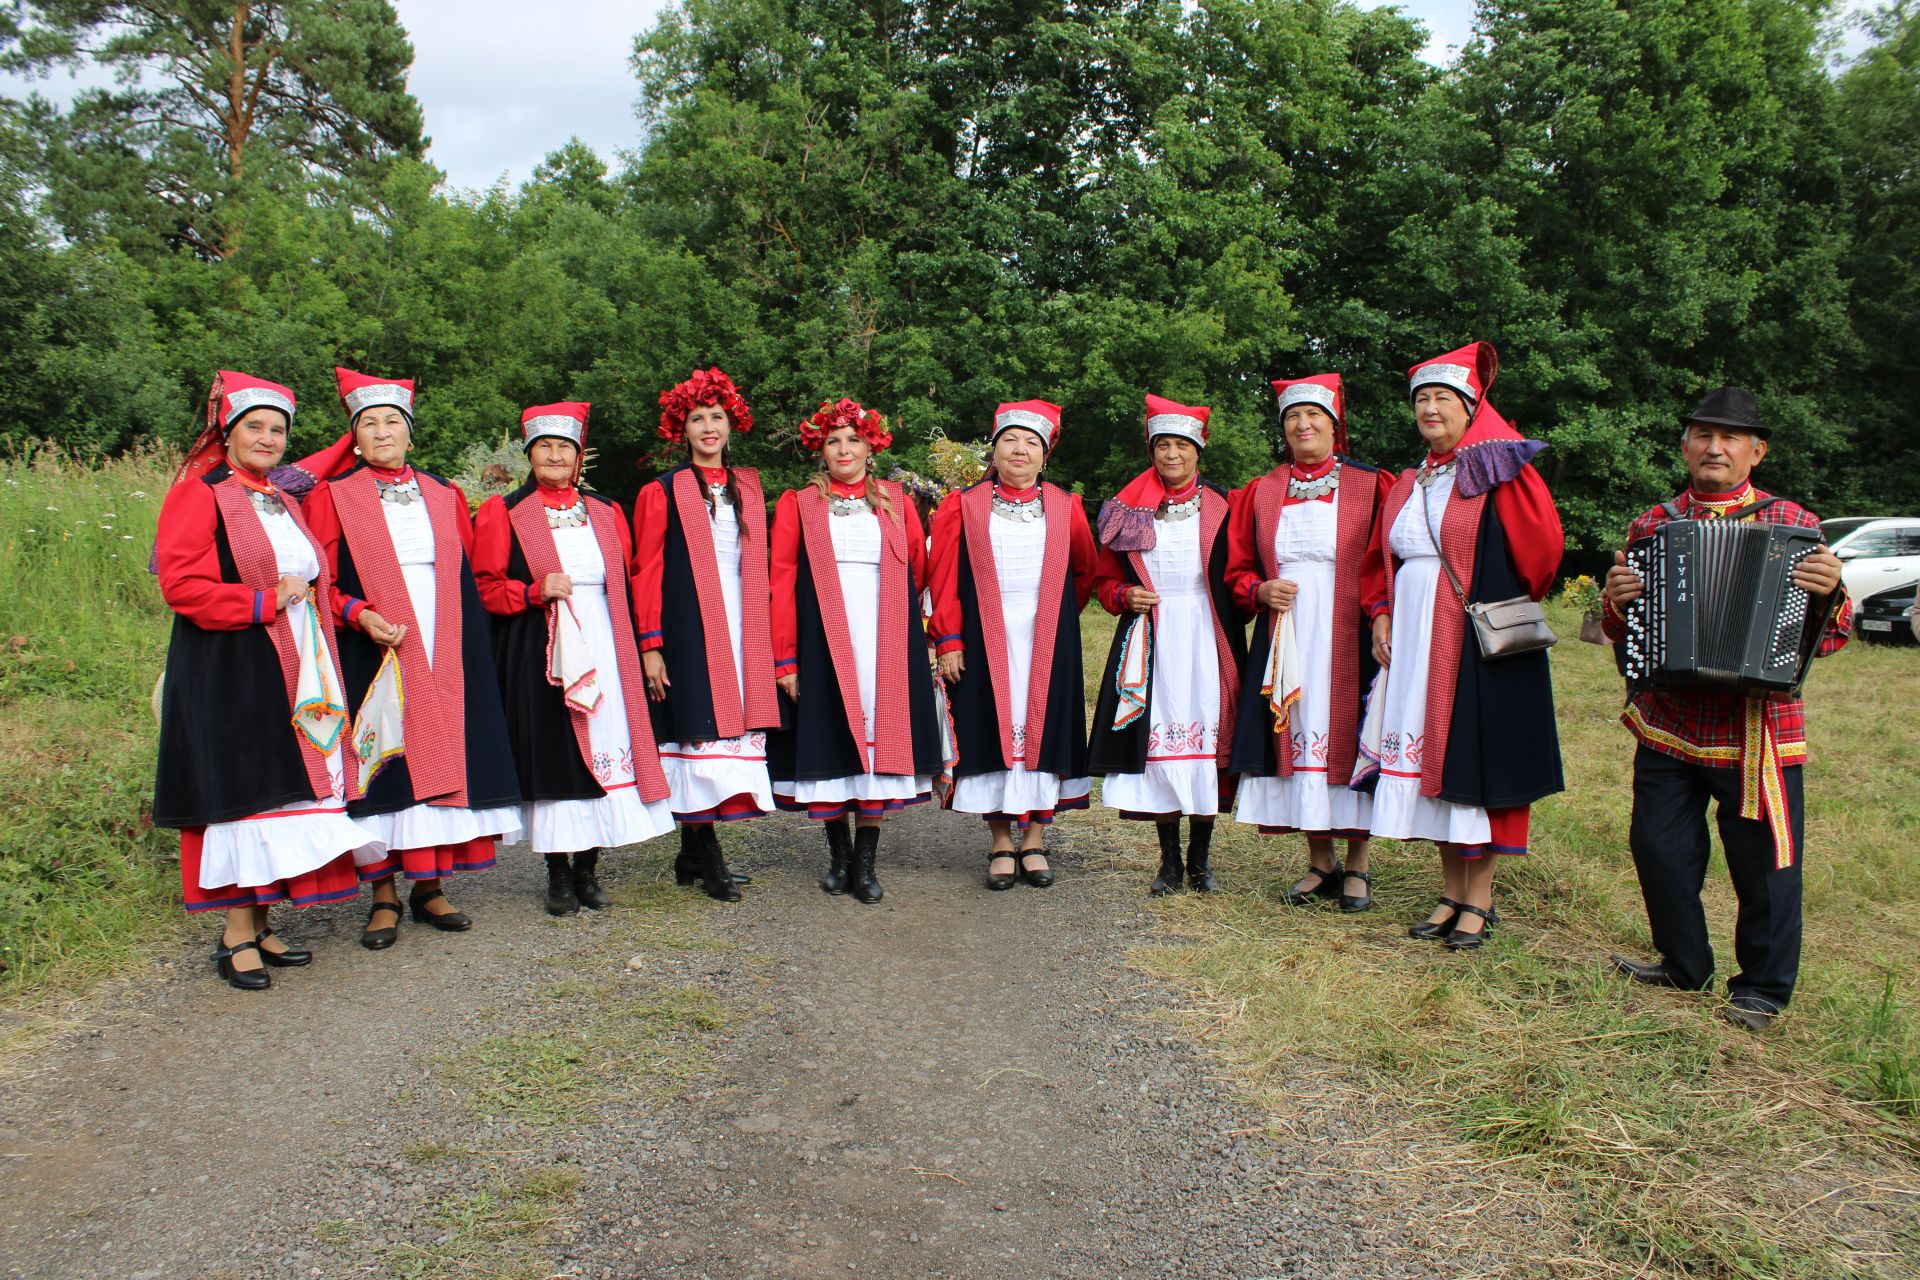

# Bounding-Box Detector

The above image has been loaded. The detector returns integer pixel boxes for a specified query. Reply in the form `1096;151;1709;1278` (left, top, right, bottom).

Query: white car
1825;517;1920;609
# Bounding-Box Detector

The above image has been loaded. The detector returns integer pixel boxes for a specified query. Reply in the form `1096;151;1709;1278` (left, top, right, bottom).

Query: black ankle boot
572;848;611;910
1185;820;1218;893
544;854;578;915
674;825;703;886
1150;821;1184;895
699;825;742;903
850;825;883;905
820;818;852;895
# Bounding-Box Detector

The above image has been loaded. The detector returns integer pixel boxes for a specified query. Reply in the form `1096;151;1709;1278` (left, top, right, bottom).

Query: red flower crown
798;397;892;453
658;367;753;442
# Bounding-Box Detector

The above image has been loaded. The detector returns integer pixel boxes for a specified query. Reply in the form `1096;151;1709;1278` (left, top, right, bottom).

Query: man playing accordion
1600;387;1851;1030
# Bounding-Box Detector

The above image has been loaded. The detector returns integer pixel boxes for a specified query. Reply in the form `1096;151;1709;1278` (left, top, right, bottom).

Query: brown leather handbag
1422;483;1557;660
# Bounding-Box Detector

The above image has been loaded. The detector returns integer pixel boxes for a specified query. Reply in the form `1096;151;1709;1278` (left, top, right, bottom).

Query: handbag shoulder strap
1420;481;1471;610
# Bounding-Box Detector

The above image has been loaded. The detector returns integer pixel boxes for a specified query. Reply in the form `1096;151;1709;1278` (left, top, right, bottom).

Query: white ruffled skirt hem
524;785;676;855
352;802;522;852
199;799;388;892
951;768;1092;819
1236;774;1373;833
1367;775;1489;844
1101;761;1222;817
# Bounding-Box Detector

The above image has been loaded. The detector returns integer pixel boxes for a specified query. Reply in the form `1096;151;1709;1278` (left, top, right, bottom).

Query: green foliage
0;0;1914;536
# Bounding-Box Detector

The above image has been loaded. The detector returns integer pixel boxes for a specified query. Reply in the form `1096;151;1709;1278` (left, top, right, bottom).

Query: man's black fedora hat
1681;386;1768;436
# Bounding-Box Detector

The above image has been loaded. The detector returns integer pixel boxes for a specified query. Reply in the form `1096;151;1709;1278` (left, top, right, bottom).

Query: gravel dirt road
1;805;1501;1279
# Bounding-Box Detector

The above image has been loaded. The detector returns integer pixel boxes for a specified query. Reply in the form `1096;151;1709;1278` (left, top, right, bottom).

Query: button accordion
1618;517;1824;695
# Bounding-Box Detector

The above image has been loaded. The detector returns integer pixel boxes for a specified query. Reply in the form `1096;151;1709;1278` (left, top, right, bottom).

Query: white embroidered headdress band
1146;412;1207;448
1276;384;1336;415
344;383;415;418
223;386;296;428
523;414;585;448
1409;362;1475;403
992;408;1054;440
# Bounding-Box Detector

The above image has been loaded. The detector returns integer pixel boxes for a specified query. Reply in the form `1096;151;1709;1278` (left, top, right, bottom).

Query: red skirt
357;836;500;882
179;828;362;913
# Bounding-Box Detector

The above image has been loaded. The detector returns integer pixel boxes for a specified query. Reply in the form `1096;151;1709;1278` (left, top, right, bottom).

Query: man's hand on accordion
1605;551;1644;612
1790;546;1844;600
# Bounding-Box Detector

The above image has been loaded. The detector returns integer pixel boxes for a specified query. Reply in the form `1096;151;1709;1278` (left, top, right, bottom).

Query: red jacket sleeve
155;480;277;630
1225;479;1265;612
770;490;801;671
928;490;966;657
1068;495;1096;612
630;481;668;652
1091;534;1130;616
299;481;369;631
1359;469;1396;620
1492;465;1564;601
903;496;929;595
472;494;539;616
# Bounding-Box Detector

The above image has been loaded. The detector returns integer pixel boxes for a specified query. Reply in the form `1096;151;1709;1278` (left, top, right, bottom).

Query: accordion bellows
1619;521;1823;695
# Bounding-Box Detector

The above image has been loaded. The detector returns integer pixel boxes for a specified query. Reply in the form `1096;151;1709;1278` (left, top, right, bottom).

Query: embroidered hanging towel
1260;608;1304;735
547;598;603;715
1112;613;1153;729
353;647;406;791
1350;668;1387;788
291;595;348;753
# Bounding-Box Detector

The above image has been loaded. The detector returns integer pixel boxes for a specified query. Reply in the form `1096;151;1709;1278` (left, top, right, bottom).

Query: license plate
1862;619;1893;632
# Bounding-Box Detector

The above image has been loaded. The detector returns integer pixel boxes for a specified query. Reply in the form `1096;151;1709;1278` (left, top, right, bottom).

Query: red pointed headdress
335;366;415;424
1144;393;1210;450
990;399;1061;452
523;401;590;452
1271;372;1348;457
169;370;298;494
798;397;892;453
658;368;753;442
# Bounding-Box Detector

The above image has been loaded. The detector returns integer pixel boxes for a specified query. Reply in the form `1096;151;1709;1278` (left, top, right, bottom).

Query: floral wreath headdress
657;367;753;442
798;397;892;453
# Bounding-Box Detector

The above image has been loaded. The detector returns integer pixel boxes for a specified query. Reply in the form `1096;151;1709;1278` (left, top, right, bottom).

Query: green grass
387;1166;583;1280
1079;602;1920;1278
438;984;732;1126
0;443;183;1007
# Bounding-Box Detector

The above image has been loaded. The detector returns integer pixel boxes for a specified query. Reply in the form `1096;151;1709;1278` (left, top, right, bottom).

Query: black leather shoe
986;853;1018;891
410;886;475;930
1444;903;1495;951
1150;822;1184;896
1408;897;1460;939
213;937;271;990
254;926;312;967
698;826;742;903
571;850;611;911
1610;954;1693;989
1286;865;1342;907
361;900;402;950
1019;851;1055;889
1339;868;1374;913
544;854;579;916
820;819;852;896
1723;995;1781;1031
849;826;884;905
1184;820;1216;893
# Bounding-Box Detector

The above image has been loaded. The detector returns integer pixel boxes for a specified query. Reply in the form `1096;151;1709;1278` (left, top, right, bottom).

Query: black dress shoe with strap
1408;897;1462;939
1444;903;1496;951
1339;868;1373;914
411;886;474;930
1019;851;1055;888
986;853;1018;891
1609;954;1697;990
362;900;403;949
254;926;312;967
213;938;271;990
1286;865;1342;907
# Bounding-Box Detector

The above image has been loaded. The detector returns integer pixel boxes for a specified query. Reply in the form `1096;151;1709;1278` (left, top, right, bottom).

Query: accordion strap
1668;495;1784;522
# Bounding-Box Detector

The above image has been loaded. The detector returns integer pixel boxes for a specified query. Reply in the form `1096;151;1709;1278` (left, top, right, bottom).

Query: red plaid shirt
1599;484;1851;768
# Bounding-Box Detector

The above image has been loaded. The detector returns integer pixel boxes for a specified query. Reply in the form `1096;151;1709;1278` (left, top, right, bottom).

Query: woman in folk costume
473;402;675;916
768;398;944;904
297;368;523;950
151;372;386;989
1225;374;1394;912
929;400;1097;890
1088;394;1247;895
632;368;778;903
1360;342;1565;949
